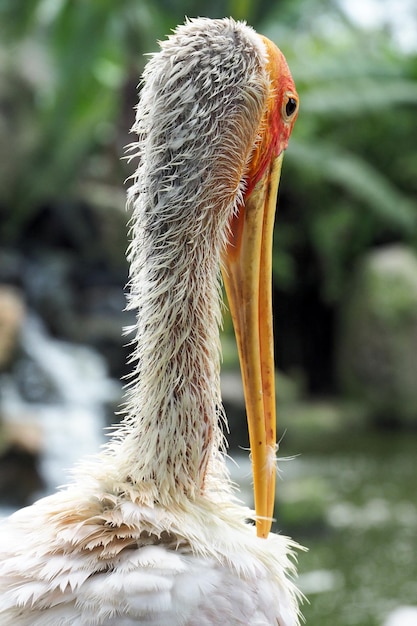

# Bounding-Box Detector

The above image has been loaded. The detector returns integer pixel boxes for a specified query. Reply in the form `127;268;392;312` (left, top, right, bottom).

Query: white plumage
0;486;299;624
0;18;301;625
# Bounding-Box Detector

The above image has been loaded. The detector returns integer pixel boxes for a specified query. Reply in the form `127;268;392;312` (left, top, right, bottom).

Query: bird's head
222;36;298;538
243;38;299;198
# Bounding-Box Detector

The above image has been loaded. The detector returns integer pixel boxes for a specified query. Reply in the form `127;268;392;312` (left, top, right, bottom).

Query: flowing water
0;315;120;493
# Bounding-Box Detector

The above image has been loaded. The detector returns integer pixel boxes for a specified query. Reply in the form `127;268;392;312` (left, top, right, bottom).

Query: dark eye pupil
285;97;297;117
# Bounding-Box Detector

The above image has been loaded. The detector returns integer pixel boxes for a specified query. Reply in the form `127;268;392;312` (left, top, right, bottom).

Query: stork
0;17;300;625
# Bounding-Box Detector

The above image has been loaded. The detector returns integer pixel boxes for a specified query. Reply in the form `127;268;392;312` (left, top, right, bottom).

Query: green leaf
287;140;417;232
302;79;417;116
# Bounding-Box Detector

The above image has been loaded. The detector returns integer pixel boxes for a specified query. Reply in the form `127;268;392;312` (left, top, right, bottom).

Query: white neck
119;194;228;501
98;18;269;506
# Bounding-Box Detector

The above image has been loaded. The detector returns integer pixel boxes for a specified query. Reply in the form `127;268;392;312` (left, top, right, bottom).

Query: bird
0;17;300;626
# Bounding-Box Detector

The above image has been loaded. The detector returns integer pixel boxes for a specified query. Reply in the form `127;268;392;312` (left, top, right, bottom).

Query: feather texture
0;487;300;624
0;17;301;625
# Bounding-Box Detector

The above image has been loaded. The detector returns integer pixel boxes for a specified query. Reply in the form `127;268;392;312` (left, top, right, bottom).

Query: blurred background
0;1;416;624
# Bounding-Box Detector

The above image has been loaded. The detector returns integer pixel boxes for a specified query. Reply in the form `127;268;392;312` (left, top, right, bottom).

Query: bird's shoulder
0;489;298;625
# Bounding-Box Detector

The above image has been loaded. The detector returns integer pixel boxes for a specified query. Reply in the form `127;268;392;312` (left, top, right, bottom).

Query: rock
0;444;44;506
2;421;43;455
337;245;417;425
0;421;44;506
0;286;25;371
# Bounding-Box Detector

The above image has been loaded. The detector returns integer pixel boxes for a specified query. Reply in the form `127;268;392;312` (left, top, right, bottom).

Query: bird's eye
284;95;298;120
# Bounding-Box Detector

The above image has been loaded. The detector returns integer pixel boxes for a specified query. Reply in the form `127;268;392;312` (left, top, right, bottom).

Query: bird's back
0;484;298;626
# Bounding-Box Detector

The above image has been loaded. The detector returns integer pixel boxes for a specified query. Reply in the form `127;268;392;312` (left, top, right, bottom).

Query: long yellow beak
222;151;284;539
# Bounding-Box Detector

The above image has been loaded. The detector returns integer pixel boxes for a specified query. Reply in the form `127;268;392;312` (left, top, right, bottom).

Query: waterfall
0;315;121;500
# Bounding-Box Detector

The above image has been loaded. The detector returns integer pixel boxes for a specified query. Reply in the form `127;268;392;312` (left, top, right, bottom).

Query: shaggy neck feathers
104;18;270;505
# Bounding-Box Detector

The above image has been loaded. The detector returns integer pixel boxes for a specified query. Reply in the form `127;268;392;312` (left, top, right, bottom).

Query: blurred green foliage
0;0;416;304
265;11;417;300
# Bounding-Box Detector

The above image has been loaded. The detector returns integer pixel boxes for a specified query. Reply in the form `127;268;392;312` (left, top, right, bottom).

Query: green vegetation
1;0;416;396
1;0;416;382
267;13;417;301
276;427;417;626
1;0;416;258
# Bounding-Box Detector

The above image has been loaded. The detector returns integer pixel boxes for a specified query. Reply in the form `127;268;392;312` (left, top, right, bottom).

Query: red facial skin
245;38;299;199
227;40;299;258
